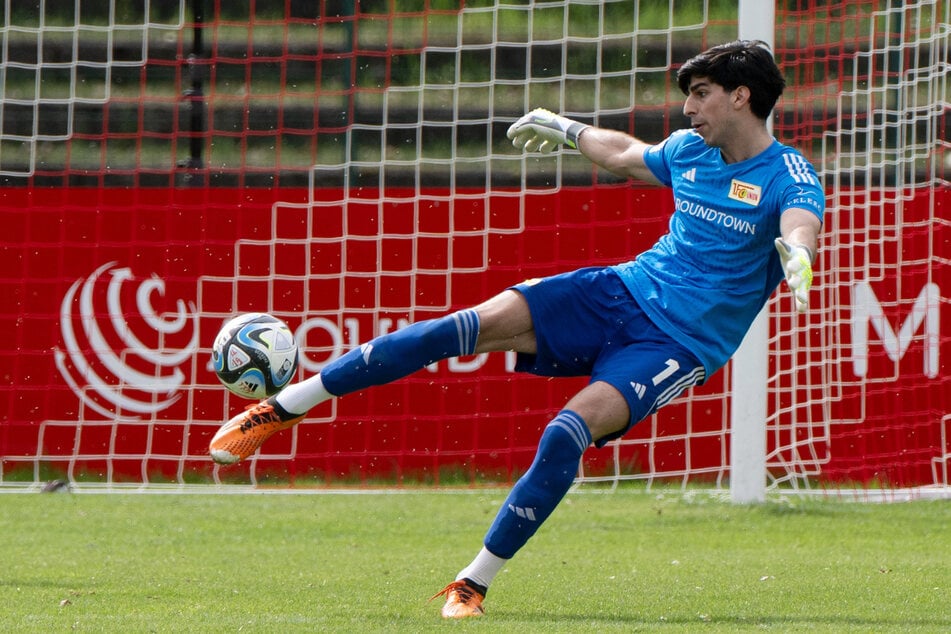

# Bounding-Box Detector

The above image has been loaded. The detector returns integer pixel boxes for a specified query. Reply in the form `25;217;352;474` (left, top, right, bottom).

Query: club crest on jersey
728;179;761;206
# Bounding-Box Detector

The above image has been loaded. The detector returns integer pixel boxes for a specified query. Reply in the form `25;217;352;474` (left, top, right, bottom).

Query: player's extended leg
434;381;629;618
209;290;535;464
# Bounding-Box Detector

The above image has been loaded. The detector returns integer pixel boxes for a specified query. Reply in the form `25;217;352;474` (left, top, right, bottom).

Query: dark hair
677;40;785;120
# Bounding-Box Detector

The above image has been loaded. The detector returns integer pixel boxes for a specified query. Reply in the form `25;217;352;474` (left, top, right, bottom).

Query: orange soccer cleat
209;399;304;465
430;579;486;619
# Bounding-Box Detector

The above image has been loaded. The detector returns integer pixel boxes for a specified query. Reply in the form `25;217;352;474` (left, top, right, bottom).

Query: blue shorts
511;267;706;445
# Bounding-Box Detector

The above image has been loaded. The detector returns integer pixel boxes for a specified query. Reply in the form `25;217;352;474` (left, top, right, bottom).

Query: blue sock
320;309;479;397
483;410;592;559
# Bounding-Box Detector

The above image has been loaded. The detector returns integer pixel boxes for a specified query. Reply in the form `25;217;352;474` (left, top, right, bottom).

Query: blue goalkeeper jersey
611;129;824;375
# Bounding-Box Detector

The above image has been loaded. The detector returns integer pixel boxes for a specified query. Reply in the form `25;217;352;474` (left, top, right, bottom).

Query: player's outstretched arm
506;108;589;153
506;108;660;185
775;207;822;313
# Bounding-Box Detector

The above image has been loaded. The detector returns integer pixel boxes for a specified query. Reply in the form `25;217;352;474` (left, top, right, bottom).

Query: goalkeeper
209;40;823;618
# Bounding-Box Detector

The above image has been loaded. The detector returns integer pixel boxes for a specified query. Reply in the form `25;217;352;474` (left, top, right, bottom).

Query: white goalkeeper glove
774;238;815;313
506;108;590;153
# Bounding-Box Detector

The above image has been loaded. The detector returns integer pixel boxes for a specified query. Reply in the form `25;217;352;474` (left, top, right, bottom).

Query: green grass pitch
1;489;949;632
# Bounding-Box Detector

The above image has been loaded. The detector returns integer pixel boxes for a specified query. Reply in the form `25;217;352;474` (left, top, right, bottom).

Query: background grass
1;489;949;632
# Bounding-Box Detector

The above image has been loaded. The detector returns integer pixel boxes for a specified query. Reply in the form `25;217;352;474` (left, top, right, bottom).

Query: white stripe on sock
550;411;591;453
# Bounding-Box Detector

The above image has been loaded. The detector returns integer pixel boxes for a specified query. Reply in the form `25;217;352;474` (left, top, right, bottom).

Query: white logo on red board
55;262;199;418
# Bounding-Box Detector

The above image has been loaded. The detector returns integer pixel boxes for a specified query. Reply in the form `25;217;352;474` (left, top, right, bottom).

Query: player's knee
565;381;630;443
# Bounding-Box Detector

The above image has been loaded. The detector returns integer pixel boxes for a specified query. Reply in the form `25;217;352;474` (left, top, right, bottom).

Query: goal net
767;0;949;495
1;0;948;494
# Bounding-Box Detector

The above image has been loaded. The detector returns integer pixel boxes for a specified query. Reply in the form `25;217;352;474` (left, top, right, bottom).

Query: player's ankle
461;578;488;597
267;396;305;421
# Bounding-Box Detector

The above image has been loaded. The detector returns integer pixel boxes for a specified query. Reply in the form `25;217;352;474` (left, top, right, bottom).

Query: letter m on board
850;281;940;379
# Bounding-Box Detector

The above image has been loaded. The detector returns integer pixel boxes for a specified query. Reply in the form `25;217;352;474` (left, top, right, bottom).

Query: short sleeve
642;129;694;187
777;150;825;222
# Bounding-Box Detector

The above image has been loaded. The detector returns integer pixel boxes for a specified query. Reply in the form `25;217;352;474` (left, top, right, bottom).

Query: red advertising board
1;186;949;487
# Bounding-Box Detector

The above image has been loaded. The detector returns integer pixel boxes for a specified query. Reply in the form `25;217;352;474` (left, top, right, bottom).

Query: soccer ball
211;313;299;400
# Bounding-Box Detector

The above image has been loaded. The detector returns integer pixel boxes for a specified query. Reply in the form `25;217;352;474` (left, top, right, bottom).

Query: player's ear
731;85;751;110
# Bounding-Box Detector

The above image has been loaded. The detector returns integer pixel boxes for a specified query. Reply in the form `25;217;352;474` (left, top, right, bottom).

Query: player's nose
683;97;697;117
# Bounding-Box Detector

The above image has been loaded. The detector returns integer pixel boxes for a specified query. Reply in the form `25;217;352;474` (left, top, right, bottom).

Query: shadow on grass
482;610;951;630
0;579;84;590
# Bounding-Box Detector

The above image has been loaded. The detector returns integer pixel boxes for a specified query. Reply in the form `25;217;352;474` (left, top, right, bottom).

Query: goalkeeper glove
507;108;590;153
774;238;815;314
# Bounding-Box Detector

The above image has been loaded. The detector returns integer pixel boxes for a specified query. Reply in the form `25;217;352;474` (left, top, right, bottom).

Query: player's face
682;78;738;148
